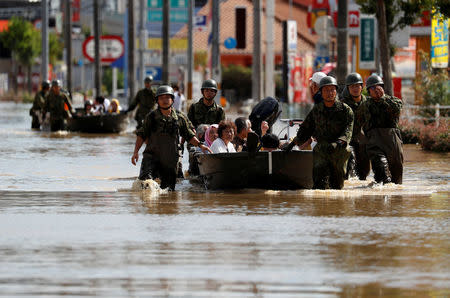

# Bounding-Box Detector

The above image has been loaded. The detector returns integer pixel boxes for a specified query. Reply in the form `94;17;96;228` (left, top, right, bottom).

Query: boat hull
68;113;129;133
197;150;313;190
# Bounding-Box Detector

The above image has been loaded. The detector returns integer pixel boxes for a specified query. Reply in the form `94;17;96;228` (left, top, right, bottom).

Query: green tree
49;32;63;65
221;64;252;102
102;67;124;95
0;17;41;92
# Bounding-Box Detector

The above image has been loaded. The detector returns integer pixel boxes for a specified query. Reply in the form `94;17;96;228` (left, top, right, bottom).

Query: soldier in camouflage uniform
340;72;370;180
356;74;403;184
285;76;353;189
187;79;225;128
30;80;50;129
131;85;212;190
127;76;157;130
43;80;73;132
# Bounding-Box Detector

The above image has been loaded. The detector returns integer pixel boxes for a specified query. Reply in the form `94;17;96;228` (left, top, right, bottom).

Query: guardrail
401;104;449;127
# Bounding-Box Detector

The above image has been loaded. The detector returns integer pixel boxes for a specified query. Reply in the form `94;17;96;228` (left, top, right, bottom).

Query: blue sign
146;66;162;81
224;37;237;49
194;15;207;27
148;9;188;23
314;56;329;70
148;0;187;8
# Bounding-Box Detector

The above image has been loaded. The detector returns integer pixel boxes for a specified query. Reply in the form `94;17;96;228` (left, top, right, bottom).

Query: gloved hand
282;141;296;152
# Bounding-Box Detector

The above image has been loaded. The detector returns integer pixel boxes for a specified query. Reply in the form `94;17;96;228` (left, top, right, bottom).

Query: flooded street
0;102;448;296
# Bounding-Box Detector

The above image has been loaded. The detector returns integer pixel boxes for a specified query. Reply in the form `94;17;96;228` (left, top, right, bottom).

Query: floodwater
0;101;448;297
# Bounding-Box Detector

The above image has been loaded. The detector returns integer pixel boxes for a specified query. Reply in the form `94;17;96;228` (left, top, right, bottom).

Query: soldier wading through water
126;75;157;130
285;76;353;189
187;79;225;128
357;74;403;184
30;80;50;129
131;85;212;191
340;72;370;180
43;80;74;132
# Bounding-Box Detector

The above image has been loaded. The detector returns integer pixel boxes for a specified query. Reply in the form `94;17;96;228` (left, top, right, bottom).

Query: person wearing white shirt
210;120;236;153
172;85;185;112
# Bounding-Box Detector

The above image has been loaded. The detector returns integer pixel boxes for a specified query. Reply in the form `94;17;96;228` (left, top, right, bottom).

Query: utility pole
187;0;194;99
128;0;135;103
162;0;169;83
265;0;275;98
94;0;101;97
65;0;72;96
336;0;348;87
211;0;220;84
252;0;262;101
377;0;393;95
41;0;49;81
139;0;146;88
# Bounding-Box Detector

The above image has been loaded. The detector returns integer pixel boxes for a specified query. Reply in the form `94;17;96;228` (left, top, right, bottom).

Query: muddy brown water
0;102;448;297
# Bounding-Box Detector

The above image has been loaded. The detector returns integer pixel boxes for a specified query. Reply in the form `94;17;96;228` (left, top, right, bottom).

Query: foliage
399;118;420;144
102;67;124;95
0;17;41;68
418;121;449;152
221;64;252;101
49;32;63;65
194;51;207;69
22;91;34;103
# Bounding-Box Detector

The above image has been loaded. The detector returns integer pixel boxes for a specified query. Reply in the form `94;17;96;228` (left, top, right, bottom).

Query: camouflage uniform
187;98;225;128
295;99;353;189
44;90;73;131
137;108;195;190
356;94;403;184
340;90;370;180
128;88;156;130
30;90;47;129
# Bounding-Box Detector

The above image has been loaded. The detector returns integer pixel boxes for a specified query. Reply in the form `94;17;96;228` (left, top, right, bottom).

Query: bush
221;64;252;101
419;121;449;152
399;119;421;144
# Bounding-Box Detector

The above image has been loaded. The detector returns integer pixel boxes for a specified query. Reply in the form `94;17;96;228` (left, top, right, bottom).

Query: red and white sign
82;35;124;63
348;10;359;27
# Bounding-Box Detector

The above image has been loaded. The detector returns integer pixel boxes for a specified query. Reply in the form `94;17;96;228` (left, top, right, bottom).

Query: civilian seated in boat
204;124;219;147
84;99;94;115
192;124;209;152
188;124;210;176
260;133;280;152
232;117;252;152
108;99;122;114
93;96;111;115
210;120;236;153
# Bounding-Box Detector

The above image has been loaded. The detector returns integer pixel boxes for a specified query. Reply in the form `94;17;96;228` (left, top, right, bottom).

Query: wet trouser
346;141;370;180
313;143;351;189
50;119;65;132
366;128;403;184
31;115;40;129
139;153;177;190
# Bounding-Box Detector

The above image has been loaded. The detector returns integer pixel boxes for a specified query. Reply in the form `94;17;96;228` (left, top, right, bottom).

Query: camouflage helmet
345;73;363;86
41;80;50;89
201;79;218;91
144;75;153;83
319;76;338;90
51;79;61;87
366;74;384;89
156;85;175;99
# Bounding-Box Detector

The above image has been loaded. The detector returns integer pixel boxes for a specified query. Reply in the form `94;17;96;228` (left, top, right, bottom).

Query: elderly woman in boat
210;120;236;153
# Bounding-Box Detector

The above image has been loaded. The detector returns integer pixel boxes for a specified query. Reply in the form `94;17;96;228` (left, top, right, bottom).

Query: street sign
195;15;207;31
431;11;449;68
148;9;187;23
148;0;187;8
224;37;237;49
82;35;125;63
359;16;376;69
287;20;297;52
146;66;162;81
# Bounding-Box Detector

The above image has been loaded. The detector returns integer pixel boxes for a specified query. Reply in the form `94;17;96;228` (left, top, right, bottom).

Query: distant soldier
30;80;50;129
357;74;403;184
340;72;370;180
43;80;73;132
187;79;225;128
126;75;156;130
131;85;212;191
285;76;353;189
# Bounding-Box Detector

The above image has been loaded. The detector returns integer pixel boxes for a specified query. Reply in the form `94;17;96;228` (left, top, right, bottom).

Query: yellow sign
431;11;449;68
147;38;188;50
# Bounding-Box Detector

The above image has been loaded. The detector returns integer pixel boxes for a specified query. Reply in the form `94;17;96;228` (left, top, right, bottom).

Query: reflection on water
0;102;448;296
